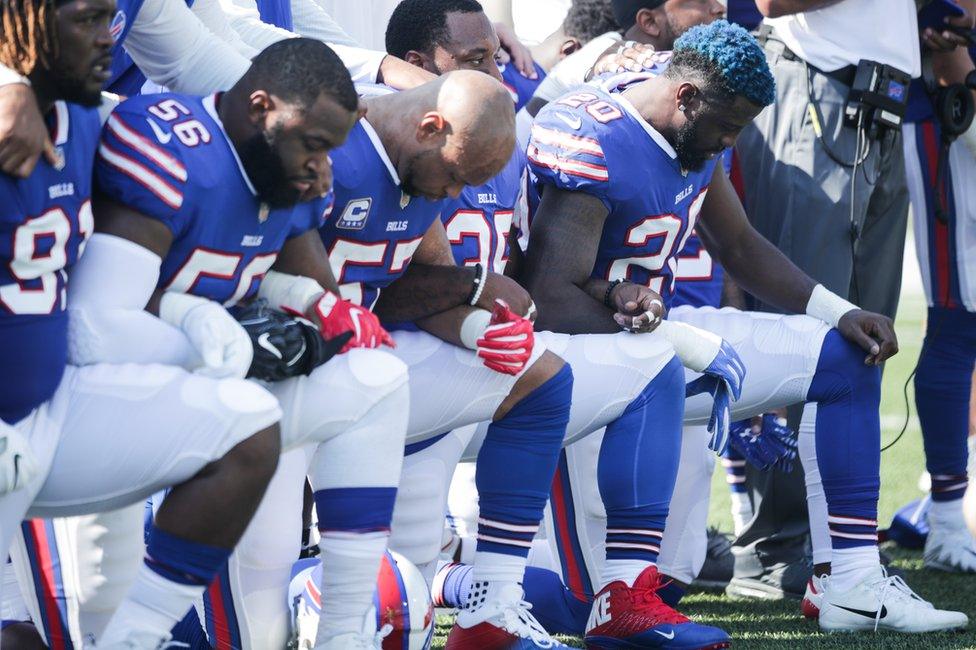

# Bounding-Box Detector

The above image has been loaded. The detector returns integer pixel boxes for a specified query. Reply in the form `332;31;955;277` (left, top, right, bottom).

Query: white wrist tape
258;270;324;314
656;320;723;373
159;291;212;329
459;309;492;350
805;284;858;329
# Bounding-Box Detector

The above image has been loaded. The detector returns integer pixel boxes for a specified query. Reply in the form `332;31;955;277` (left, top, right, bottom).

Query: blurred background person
731;0;923;601
900;0;976;573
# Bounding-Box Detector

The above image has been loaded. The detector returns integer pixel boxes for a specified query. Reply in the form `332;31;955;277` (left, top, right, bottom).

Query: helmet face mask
289;550;435;649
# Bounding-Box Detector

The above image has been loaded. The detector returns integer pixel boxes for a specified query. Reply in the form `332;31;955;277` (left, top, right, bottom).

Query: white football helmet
289;550;434;650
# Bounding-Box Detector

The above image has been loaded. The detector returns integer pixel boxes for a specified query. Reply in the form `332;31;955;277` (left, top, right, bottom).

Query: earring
678;104;686;112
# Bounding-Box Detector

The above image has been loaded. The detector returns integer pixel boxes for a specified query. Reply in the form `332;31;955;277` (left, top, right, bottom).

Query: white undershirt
513;0;572;46
313;0;403;51
766;0;920;77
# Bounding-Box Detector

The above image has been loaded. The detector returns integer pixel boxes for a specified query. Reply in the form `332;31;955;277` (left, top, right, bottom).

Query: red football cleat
584;566;731;649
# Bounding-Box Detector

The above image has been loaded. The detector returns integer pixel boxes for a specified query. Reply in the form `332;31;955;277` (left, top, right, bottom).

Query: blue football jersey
441;148;526;273
320;120;444;310
0;103;100;423
527;83;718;307
500;62;546;112
96;93;330;306
671;232;722;308
671;149;734;309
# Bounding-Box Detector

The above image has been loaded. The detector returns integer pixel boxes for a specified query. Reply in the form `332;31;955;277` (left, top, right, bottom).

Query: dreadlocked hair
1;0;57;76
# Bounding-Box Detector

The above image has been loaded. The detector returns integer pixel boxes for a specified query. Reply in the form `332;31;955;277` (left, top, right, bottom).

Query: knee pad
343;348;410;402
186;376;283;452
810;331;881;402
278;349;408;450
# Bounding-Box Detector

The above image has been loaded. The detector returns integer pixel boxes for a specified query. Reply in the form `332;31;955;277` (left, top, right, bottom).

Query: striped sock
476;517;539;556
931;474;969;502
827;513;878;550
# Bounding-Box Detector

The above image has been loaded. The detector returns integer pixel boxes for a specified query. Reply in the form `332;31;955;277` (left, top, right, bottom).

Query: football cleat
692;529;734;590
801;575;827;620
445;583;568;649
923;518;976;573
818;567;968;633
584;566;731;649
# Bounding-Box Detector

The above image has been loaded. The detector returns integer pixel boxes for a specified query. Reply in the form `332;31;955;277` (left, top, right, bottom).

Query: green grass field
432;254;976;648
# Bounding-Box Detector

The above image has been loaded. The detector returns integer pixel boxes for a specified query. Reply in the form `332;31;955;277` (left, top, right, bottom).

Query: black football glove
236;299;352;382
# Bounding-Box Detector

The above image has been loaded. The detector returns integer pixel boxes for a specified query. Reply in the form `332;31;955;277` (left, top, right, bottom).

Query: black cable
804;62;869;169
881;265;950;453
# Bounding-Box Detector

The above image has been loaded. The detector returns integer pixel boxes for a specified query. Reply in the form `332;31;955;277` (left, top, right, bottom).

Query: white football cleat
315;609;391;650
924;518;976;573
819;567;968;633
801;574;827;620
445;582;569;649
0;422;38;496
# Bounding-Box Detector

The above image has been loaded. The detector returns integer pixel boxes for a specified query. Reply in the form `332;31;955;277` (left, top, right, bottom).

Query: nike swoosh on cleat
652;630;675;639
257;333;283;359
835;604;887;619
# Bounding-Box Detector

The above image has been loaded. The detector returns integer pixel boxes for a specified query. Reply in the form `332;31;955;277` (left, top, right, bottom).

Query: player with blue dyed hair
519;18;968;643
668;19;776;106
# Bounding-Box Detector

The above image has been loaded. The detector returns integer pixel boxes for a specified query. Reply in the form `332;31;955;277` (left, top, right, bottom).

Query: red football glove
477;300;535;376
288;291;394;353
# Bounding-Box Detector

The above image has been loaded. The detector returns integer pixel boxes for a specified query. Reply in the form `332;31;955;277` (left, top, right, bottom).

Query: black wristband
604;279;624;308
466;263;485;305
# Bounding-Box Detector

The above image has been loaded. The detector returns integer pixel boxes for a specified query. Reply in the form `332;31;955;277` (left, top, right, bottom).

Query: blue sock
599;357;685;567
657;580;686;607
807;331;882;550
170;608;212;649
145;527;231;587
521;566;591;635
916;307;976;502
475;364;573;557
314;487;398;534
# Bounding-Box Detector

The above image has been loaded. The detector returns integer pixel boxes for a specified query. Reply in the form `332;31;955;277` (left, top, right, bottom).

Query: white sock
601;560;648;588
829;546;880;593
316;531;389;642
929;498;965;527
97;563;203;645
730;492;753;536
471;551;526;585
465;552;526;611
